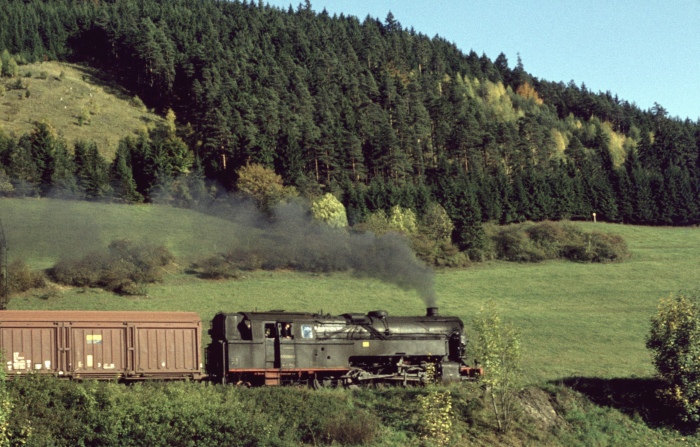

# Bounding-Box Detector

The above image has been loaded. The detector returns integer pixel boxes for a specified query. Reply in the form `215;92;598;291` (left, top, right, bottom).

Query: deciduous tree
311;193;348;228
647;292;700;425
472;301;521;433
236;163;298;211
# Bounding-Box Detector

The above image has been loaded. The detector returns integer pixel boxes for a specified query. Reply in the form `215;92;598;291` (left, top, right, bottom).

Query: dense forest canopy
0;0;699;235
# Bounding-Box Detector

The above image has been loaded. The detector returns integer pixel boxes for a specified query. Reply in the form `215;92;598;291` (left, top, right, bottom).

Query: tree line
0;0;699;231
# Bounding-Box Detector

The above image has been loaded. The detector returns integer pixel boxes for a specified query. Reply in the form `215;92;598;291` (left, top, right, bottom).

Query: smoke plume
206;199;437;307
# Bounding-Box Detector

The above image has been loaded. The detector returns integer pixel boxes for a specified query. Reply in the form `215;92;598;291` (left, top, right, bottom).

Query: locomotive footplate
226;367;351;386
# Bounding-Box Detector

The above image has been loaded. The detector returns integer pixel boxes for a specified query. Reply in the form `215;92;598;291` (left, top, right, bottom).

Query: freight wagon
0;311;203;380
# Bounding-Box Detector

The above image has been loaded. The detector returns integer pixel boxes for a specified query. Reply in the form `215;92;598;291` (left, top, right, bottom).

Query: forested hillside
1;0;699;237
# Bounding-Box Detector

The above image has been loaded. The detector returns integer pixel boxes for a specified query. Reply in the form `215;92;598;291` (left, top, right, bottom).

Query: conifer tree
74;140;112;200
111;139;143;203
49;140;78;197
450;182;487;260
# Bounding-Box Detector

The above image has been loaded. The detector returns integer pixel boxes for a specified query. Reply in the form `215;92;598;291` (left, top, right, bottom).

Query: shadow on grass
558;376;692;432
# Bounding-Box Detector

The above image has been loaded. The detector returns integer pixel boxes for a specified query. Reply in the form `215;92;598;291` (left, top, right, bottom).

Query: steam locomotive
207;307;482;386
0;307;481;386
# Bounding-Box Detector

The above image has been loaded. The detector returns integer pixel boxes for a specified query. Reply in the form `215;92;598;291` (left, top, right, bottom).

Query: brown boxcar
0;311;203;380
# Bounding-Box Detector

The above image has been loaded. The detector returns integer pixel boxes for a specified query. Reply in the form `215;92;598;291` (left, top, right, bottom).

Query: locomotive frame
206;307;482;386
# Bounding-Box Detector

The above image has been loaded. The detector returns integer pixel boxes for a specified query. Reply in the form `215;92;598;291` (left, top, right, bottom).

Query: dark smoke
3;194;437;306
209;199;437;307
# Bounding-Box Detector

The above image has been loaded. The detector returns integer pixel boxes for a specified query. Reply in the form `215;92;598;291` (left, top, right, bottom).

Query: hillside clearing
0;61;164;159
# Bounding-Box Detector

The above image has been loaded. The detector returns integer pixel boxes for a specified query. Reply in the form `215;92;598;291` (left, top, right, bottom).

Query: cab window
301;324;314;339
264;323;276;339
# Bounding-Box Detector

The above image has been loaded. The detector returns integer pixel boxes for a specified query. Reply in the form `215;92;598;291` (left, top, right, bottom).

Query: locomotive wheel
311;376;336;389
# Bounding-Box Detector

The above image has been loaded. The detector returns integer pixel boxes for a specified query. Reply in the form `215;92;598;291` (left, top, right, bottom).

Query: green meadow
2;197;697;384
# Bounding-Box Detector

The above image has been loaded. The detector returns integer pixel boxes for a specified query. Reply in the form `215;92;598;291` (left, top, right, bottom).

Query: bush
355;206;417;236
354;210;390;235
561;228;629;263
472;301;522;433
416;390;454;446
526;221;566;255
491;224;548;262
320;410;379;446
50;240;174;295
5;379;391;446
410;232;470;268
488;221;629;263
388;205;418;235
51;252;103;287
7;259;46;294
190;254;245;279
130;95;146;111
646;292;700;427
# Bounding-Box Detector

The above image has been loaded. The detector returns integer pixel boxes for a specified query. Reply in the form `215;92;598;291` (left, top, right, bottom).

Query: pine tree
49;139;78;197
74;140;112;200
111;139;143;203
450;181;487;260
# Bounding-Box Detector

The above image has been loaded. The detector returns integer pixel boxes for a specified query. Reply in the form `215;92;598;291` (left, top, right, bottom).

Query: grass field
2;197;698;385
0;61;163;159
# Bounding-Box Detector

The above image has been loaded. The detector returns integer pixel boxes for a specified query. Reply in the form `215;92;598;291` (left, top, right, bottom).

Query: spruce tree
111;139;143;203
74;140;112;200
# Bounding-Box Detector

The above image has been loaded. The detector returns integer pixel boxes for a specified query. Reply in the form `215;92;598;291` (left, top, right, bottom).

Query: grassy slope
0;61;164;158
3;197;699;445
3;198;698;386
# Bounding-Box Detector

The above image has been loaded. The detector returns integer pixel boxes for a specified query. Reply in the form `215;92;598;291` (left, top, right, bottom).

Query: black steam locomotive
207;307;481;386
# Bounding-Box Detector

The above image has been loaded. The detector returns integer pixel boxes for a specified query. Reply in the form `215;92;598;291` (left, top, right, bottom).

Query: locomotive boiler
206;307;481;386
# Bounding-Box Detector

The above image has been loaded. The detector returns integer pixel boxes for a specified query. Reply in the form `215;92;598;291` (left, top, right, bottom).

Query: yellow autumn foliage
516;82;544;105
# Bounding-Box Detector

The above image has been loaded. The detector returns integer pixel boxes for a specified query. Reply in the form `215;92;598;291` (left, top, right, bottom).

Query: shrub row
6;377;391;447
193;221;628;280
488;221;629;263
4;374;684;446
49;239;174;295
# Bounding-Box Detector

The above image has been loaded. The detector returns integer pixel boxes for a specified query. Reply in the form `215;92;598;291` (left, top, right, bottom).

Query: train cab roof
237;311;316;321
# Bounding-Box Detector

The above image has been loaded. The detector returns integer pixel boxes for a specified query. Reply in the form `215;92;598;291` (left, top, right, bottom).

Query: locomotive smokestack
426;307;439;317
